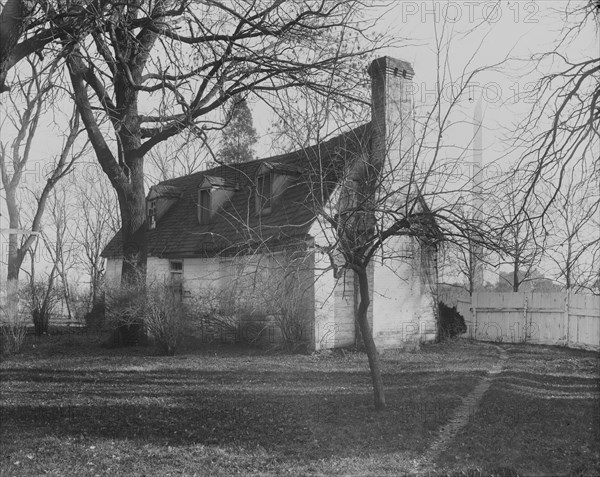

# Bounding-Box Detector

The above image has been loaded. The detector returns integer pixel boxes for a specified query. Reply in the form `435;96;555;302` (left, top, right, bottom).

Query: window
170;260;184;297
198;189;211;224
148;200;157;230
170;260;182;270
256;172;272;215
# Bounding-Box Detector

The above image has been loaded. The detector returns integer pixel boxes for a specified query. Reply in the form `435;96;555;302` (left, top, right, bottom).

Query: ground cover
0;331;598;476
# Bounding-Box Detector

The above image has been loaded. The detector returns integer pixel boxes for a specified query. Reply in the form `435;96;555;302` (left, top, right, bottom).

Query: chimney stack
367;57;415;196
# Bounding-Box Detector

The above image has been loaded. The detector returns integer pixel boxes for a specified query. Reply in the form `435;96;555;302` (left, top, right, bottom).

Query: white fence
465;292;600;351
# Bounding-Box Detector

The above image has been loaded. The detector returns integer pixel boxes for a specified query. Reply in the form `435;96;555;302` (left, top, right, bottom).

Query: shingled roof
102;124;372;259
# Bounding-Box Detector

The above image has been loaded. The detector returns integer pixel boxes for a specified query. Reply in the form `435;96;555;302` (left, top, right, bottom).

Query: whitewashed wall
105;258;122;284
313;249;336;350
372;236;437;348
146;257;170;283
310;219;438;350
105;230;439;350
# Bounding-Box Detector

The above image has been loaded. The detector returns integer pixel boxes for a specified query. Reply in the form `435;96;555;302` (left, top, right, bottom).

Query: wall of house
146;257;170;284
332;270;357;348
155;251;316;347
417;243;439;342
308;201;437;350
104;257;171;286
310;219;360;350
372;236;415;348
105;258;122;284
313;249;336;350
181;257;221;295
371;236;437;347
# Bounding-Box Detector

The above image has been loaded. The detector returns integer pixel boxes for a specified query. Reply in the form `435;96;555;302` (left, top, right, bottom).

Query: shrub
105;281;190;354
143;285;187;355
0;308;27;356
84;299;106;330
26;280;61;336
105;281;146;346
438;301;467;341
184;291;239;343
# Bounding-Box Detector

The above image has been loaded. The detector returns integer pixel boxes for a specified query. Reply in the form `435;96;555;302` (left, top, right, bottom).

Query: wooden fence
465;292;600;351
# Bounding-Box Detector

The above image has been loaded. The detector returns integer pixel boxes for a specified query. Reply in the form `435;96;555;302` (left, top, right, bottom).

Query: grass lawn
0;331;598;476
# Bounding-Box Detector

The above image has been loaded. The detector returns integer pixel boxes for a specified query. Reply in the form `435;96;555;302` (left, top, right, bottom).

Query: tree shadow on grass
0;364;484;461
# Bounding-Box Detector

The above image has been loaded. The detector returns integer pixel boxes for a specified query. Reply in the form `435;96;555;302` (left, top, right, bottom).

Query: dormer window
148;200;157;230
146;184;182;231
255;162;301;216
256;172;272;216
198;188;211;224
197;175;238;224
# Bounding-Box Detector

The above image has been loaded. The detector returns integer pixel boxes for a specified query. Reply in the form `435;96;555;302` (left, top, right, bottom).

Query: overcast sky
251;1;597;164
1;0;598;284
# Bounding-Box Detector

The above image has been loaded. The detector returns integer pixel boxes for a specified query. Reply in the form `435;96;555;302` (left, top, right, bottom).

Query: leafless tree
492;179;547;292
0;1;396;285
43;185;80;321
545;171;600;292
145;130;214;184
68;166;120;307
515;0;599;217
298;27;509;407
0;58;84;321
23;237;58;335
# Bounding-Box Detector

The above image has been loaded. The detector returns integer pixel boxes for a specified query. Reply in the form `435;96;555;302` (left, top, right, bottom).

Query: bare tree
0;59;84;321
515;0;599;217
70;166;120;306
493;179;547;292
0;0;103;93
145;130;214;184
0;1;395;285
546;171;600;292
43;185;80;322
303;55;508;408
24;238;58;335
0;0;38;93
441;233;492;296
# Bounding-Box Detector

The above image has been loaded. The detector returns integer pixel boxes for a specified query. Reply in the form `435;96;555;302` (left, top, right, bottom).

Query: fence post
523;295;529;343
472;293;477;340
565;290;571;347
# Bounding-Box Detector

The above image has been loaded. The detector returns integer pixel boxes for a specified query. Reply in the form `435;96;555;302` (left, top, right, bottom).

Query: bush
106;281;189;354
184;292;239;344
438;301;467;341
0;313;27;356
84;299;106;330
144;286;187;355
105;282;146;347
26;280;61;336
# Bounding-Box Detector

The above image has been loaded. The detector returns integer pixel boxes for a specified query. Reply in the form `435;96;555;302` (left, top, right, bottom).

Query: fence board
467;292;599;351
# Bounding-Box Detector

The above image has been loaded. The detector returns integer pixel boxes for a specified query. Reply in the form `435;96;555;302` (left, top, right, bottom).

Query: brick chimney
367;57;415;192
368;58;429;347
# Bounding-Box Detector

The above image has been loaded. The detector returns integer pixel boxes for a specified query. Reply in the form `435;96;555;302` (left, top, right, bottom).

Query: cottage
102;56;440;350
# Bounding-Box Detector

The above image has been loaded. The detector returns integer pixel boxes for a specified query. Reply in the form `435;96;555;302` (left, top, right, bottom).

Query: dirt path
416;344;509;473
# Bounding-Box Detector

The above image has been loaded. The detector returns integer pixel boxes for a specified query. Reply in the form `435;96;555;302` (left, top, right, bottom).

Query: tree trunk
5;187;24;323
0;0;32;93
116;140;148;285
355;268;386;410
114;149;147;345
118;187;147;284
